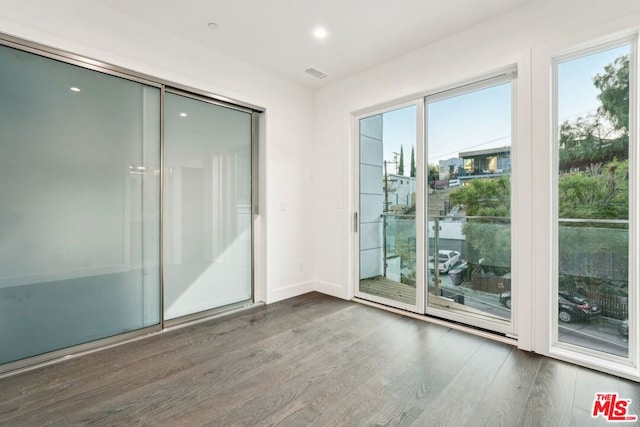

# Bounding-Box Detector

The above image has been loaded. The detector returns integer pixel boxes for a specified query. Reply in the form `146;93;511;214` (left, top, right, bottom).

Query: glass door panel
555;43;632;357
426;78;514;333
164;92;253;320
357;104;421;312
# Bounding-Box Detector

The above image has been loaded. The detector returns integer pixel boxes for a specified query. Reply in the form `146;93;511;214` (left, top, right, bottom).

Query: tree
594;54;629;131
410;146;416;178
449;177;511;271
398;145;404;175
559;54;629;170
428;163;439;183
449;176;510;217
559;114;626;170
558;159;628;220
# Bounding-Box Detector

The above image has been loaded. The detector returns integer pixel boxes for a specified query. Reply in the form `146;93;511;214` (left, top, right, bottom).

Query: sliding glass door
163;91;253;320
425;75;515;334
355;102;424;312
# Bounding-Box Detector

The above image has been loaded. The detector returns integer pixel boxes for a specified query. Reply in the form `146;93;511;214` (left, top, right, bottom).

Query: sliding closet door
0;44;161;367
163;91;253;320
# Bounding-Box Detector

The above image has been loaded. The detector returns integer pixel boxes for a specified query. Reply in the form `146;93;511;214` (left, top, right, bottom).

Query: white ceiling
93;0;535;88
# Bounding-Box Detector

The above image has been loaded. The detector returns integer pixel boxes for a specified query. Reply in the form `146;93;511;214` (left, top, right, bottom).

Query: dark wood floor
1;292;639;426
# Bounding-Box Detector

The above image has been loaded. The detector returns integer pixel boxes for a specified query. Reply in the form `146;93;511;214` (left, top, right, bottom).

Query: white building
438;158;463;180
385;173;416;209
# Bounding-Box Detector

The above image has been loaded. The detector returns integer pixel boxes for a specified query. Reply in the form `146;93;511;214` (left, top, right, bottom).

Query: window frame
424;70;519;336
532;25;640;381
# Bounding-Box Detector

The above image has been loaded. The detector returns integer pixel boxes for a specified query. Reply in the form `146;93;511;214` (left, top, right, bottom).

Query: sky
558;44;629;122
380;42;630;170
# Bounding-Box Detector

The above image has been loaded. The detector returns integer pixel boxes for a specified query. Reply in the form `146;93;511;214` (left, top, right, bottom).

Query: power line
430;135;511;161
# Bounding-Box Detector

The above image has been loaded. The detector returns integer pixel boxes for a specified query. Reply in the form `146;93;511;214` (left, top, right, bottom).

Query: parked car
448;261;468;286
428;250;460;273
498;290;601;323
558;291;601;323
498;290;512;309
448;179;461;187
619;319;629;337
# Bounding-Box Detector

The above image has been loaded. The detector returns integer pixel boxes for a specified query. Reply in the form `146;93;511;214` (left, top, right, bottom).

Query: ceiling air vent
305;68;328;80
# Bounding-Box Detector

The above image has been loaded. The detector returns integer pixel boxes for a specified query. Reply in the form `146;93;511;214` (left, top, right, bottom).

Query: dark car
498;290;601;323
558;291;601;323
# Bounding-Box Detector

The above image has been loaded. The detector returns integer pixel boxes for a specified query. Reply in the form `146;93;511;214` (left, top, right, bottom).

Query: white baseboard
267;280;314;304
314;280;349;300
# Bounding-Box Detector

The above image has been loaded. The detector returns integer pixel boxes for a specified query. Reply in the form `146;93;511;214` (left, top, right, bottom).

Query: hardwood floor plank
151;308;410;426
0;292;637;427
518;358;577;426
469;349;543;427
0;294;351;424
34;304;394;425
405;339;512;426
0;293;338;409
572;367;620;415
618;377;640;423
247;317;451;427
309;329;488;426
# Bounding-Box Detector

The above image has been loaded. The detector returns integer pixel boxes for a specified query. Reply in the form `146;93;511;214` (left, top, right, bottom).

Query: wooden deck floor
360;277;416;305
1;292;639;426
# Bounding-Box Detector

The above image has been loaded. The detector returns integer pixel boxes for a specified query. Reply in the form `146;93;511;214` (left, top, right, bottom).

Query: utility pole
382;157;397;278
433;218;440;296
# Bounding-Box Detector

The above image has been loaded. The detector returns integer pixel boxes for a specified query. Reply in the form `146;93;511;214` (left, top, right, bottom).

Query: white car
428;250;461;273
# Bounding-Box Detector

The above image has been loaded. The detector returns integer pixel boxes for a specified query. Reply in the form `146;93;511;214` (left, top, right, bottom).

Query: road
559;321;628;357
433;271;629;356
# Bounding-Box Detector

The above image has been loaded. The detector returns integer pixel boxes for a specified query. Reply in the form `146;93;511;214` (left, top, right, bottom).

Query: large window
554;42;633;358
0;44;161;365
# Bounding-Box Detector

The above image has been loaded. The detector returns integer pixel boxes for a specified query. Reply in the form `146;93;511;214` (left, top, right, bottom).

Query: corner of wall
314;280;351;300
266;281;315;304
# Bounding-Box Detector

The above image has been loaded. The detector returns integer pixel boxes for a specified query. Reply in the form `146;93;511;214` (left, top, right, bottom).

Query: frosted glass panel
164;93;252;319
0;45;161;365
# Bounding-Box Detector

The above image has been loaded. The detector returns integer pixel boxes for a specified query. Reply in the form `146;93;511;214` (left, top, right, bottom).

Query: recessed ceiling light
70;87;80;92
313;27;328;39
207;22;219;30
180;112;188;117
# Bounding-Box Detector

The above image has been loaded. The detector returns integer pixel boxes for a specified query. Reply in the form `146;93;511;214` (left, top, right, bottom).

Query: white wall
0;0;316;303
312;0;640;300
358;114;385;280
4;0;640;308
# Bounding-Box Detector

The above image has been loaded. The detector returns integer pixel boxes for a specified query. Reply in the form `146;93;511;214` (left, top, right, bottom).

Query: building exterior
459;146;511;178
438;157;463;180
385;173;416;210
